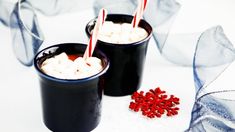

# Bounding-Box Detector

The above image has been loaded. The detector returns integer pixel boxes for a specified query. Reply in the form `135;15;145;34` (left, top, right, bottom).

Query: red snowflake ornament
129;87;180;118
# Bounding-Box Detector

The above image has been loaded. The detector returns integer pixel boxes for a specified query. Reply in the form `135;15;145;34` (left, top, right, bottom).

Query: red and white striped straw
83;8;107;59
132;0;148;28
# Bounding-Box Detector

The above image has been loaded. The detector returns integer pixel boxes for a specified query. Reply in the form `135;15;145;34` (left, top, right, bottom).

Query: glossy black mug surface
34;43;109;132
86;14;153;96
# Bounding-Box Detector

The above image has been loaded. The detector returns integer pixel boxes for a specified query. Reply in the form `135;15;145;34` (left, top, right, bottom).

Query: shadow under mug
34;43;109;132
86;14;153;96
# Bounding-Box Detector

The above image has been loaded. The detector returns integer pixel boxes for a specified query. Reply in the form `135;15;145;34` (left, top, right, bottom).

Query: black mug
34;43;109;132
86;14;152;96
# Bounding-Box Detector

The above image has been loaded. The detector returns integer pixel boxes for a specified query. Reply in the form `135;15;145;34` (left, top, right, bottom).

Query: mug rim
34;43;110;83
85;14;153;47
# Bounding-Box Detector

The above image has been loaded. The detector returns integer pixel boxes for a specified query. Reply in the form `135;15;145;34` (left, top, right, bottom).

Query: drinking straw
84;8;107;59
132;0;148;28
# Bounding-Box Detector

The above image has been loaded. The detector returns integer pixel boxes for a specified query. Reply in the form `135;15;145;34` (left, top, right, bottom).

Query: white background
0;0;235;132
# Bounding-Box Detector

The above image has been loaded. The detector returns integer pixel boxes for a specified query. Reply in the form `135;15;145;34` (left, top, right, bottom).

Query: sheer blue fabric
0;0;44;65
186;26;235;131
10;1;44;66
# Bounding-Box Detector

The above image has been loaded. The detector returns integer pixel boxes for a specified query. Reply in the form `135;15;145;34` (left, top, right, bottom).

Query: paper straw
83;8;107;59
132;0;148;28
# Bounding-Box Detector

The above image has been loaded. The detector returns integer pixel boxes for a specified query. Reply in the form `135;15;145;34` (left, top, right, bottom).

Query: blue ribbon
187;26;235;131
10;0;44;66
0;0;44;66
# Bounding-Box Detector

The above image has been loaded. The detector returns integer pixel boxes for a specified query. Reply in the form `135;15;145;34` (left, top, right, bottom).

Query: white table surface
0;0;235;132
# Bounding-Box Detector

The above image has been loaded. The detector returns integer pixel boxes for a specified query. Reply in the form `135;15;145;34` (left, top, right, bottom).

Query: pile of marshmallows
41;53;103;79
98;21;148;44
